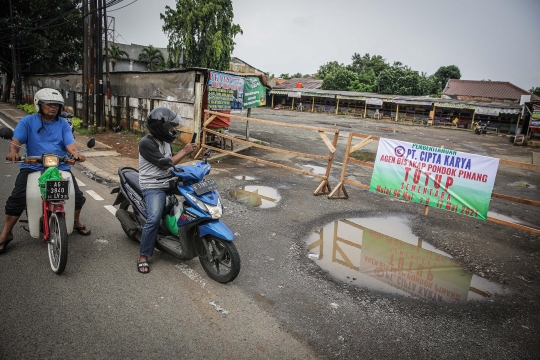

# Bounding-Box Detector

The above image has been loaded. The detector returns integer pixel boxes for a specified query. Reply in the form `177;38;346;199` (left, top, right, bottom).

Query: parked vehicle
110;143;241;283
473;121;488;135
0;127;95;274
60;111;74;133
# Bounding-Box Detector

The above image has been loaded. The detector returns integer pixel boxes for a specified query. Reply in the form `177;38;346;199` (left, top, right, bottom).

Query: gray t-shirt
138;135;172;190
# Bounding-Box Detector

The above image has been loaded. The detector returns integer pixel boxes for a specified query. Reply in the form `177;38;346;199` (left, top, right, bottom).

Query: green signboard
243;77;266;109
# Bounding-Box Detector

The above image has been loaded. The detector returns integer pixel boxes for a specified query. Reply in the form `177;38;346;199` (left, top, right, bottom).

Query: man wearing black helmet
137;107;197;274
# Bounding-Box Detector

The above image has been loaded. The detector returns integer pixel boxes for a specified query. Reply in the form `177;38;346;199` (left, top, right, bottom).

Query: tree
279;73;292;80
161;0;242;70
108;44;129;71
348;53;389;77
315;61;344;80
138;45;164;71
432;65;461;93
530;87;540;97
0;0;83;102
321;67;359;91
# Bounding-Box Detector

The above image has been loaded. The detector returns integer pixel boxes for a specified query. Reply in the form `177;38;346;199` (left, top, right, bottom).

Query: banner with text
369;138;499;220
208;71;244;110
533;105;540;119
243;76;266;109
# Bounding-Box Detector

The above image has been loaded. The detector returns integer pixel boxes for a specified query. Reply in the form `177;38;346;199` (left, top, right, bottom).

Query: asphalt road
1;108;540;359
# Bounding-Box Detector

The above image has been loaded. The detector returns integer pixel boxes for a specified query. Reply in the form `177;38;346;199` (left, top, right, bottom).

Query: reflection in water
234;175;256;180
229;185;281;208
302;164;327;176
306;217;504;303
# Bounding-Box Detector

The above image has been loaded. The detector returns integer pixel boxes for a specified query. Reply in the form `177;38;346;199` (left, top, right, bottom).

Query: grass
253;140;267;146
349;151;376;162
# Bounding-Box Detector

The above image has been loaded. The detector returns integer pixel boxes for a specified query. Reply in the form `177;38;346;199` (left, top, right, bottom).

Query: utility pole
8;0;21;104
82;0;89;128
103;0;113;130
96;0;104;131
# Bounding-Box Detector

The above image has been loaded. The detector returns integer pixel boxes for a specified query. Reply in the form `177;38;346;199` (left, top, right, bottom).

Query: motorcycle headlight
42;154;60;168
186;193;223;219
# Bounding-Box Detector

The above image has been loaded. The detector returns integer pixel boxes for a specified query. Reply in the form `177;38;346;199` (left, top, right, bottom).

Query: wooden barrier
329;132;540;235
197;110;340;195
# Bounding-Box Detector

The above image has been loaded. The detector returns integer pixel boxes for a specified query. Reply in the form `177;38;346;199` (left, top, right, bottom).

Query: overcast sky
111;0;540;91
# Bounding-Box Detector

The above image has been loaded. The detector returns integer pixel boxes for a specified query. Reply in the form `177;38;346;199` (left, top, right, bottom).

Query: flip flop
137;261;150;274
73;225;91;236
0;236;14;255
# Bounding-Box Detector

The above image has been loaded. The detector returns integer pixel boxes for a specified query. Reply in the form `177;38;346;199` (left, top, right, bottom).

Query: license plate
192;179;218;195
45;180;69;201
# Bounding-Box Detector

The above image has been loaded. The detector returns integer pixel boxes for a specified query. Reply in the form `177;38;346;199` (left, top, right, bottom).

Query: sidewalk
0;102;249;184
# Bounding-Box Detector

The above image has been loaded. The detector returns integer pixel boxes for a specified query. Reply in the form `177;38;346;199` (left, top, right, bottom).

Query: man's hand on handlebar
6;151;20;163
71;153;86;162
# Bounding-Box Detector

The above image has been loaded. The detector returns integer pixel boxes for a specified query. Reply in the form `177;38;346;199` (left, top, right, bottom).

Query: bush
71;117;82;128
17;103;36;114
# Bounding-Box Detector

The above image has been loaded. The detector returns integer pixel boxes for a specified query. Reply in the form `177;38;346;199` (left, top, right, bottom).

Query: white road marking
75;177;86;186
104;205;117;215
86;190;104;201
0;118;14;130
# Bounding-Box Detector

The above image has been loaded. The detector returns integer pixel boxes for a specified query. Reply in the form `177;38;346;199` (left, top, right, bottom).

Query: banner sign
359;227;472;303
366;98;383;106
243;77;266;109
475;107;499;116
337;95;367;101
434;102;476;110
395;100;433;106
303;92;335;98
533;105;540;119
287;91;302;98
369;138;499;220
208;71;244;110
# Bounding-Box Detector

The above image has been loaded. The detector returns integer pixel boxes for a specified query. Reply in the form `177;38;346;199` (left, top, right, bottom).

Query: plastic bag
38;167;63;197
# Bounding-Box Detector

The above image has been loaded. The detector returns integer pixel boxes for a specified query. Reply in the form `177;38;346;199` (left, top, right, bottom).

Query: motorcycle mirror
158;157;173;168
0;127;14;140
87;138;96;149
204;149;211;158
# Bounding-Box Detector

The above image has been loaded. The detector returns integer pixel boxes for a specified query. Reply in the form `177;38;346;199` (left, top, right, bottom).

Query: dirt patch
89;130;142;159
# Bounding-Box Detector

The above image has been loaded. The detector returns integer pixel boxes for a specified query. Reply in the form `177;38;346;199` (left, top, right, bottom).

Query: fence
197;110;340;195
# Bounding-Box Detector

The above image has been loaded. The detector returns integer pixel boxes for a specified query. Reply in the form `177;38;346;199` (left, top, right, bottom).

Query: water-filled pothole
234;175;257;180
229;185;281;208
306;216;504;303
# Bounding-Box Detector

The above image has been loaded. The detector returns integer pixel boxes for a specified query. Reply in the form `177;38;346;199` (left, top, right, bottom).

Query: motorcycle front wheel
199;236;240;283
48;213;68;274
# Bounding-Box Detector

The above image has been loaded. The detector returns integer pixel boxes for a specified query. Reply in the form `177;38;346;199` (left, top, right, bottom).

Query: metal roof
443;79;539;101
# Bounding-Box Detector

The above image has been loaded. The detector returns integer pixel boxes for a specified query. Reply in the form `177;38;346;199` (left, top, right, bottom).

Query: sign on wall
243;77;266;109
208;71;244;110
533;105;540;119
369;138;499;220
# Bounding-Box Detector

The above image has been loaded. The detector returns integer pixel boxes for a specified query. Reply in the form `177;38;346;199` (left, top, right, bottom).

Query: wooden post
395;104;399;122
515;113;521;135
246;107;251;141
471;110;476;129
364;101;367;118
311;96;315;112
335;98;340;115
292;97;295;110
271;94;274;108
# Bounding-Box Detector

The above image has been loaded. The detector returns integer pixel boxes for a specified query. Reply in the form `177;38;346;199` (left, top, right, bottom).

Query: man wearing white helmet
0;88;91;254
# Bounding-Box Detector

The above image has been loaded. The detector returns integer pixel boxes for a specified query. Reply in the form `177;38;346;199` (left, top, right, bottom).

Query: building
109;43;169;72
442;79;539;104
273;77;322;90
229;57;266;75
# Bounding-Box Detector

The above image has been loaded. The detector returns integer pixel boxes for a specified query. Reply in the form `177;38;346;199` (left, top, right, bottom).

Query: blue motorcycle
111;149;240;283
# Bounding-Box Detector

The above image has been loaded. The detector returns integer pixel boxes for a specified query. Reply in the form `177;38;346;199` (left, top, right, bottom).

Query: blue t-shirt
13;114;75;171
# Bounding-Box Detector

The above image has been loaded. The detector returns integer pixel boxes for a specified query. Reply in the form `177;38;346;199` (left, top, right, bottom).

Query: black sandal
137;261;150;274
0;236;13;255
73;224;91;236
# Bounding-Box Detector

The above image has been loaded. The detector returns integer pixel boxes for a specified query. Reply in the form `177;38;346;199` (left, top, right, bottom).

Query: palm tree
108;44;129;71
138;45;164;71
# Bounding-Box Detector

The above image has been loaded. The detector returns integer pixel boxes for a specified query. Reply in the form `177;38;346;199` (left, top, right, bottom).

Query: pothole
306;216;505;303
229;185;281;208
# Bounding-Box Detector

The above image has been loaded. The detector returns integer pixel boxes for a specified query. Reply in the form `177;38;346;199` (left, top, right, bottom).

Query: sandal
137;261;150;274
0;236;14;255
73;224;91;236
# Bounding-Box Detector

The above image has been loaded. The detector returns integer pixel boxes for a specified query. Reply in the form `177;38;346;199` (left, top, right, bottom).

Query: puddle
229;185;281;208
306;216;505;303
488;211;522;224
301;164;327;176
234;175;257;180
509;181;536;189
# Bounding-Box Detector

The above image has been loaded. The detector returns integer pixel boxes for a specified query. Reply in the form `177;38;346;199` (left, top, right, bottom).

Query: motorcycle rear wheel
120;199;140;242
48;213;68;274
199;236;240;283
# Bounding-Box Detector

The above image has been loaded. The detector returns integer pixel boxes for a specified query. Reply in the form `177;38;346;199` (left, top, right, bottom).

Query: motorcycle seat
124;171;143;196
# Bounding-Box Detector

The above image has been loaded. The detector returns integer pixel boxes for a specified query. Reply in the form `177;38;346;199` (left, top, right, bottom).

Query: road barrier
196;110;340;195
329;132;540;235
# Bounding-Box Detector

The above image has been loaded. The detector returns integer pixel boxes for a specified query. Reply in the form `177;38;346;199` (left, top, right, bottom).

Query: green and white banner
369;138;499;220
243;77;266;109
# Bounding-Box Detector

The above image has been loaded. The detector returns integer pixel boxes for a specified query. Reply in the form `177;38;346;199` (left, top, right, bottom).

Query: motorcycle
0;127;95;274
110;135;241;283
60;111;75;133
473;121;488;135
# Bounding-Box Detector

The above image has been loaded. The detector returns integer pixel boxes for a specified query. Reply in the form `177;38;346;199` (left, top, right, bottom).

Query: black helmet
146;107;185;143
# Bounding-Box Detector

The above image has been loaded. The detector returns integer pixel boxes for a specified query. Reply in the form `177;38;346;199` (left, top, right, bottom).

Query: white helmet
34;88;64;114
